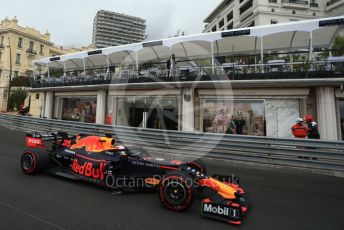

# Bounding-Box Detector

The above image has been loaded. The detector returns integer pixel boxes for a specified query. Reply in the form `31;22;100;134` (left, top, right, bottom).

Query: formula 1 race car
20;132;248;225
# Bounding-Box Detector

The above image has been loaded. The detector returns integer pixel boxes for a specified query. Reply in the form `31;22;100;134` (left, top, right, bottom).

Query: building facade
203;0;344;32
92;10;146;48
29;16;344;141
31;80;344;141
0;17;93;112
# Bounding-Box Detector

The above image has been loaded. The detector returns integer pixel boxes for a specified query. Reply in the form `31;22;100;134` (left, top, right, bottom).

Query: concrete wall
28;92;44;117
181;88;195;131
0;87;7;111
265;99;300;138
44;91;54;119
316;86;338;140
30;86;343;140
96;90;106;124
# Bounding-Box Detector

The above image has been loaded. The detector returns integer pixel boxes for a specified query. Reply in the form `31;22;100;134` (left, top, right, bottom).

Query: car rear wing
25;132;68;148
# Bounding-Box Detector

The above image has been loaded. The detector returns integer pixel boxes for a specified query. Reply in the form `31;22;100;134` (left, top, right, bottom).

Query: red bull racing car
21;132;248;225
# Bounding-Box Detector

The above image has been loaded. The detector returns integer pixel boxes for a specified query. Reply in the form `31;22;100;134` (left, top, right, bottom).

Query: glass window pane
203;99;265;136
61;97;97;123
116;96;178;130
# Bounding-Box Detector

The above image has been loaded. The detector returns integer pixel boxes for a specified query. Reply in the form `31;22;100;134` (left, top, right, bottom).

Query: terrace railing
31;59;344;88
310;2;319;7
281;0;309;5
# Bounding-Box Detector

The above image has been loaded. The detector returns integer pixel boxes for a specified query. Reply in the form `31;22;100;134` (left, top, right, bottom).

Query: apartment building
203;0;344;32
0;16;93;111
92;10;146;48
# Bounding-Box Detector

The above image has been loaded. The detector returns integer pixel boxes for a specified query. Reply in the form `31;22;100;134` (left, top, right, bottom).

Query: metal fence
1;113;344;176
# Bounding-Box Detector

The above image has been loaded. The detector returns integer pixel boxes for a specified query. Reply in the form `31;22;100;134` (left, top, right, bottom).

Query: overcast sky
1;0;222;47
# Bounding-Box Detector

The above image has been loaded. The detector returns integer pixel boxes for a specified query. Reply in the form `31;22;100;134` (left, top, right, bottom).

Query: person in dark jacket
304;115;320;139
234;112;245;135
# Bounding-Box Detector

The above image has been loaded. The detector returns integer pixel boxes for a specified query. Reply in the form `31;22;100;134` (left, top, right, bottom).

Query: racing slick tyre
187;159;207;174
186;159;207;191
20;148;50;174
159;171;196;211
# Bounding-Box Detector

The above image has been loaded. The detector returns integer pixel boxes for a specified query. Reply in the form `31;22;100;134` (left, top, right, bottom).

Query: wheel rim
22;154;34;171
164;181;187;206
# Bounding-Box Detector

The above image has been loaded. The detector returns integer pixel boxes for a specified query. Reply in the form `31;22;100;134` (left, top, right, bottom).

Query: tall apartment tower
203;0;344;33
92;10;146;48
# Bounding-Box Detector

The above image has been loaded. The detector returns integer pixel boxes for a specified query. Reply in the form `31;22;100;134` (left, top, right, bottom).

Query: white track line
0;200;66;230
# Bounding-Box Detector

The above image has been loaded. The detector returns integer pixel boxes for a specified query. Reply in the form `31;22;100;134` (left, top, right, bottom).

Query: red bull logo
70;136;115;152
71;159;105;180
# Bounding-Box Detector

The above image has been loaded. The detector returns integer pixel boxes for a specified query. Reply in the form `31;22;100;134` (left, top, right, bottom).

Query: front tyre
187;159;207;174
20;149;50;174
159;171;195;211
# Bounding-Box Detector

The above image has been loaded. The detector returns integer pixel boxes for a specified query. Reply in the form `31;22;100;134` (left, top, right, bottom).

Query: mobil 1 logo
201;202;241;220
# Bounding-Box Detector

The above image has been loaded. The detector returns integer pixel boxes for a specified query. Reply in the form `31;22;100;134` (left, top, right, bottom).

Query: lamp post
6;35;12;112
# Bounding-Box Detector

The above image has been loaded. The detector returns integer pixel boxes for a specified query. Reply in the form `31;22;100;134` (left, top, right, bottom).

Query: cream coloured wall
0;17;94;112
27;92;45;117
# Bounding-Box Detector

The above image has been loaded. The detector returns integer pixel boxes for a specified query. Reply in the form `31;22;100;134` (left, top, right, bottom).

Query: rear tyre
159;171;195;211
20;149;50;174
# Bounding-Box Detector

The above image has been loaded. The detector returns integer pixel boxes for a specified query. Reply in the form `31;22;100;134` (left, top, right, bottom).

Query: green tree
8;88;28;111
10;76;30;87
320;35;344;59
332;35;344;57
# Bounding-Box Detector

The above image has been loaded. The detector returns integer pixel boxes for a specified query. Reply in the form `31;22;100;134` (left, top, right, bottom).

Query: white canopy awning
33;16;344;71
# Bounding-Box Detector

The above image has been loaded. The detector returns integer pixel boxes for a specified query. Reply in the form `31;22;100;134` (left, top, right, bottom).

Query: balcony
240;11;254;24
240;0;253;15
327;0;341;6
310;2;319;7
0;44;4;49
26;49;37;56
326;0;343;10
281;0;309;9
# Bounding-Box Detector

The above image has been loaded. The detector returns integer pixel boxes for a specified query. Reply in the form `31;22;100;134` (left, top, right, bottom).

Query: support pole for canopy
211;41;215;75
63;62;66;76
33;65;36;81
106;55;110;73
169;46;173;77
83;58;86;75
260;37;264;73
135;51;139;73
47;63;50;79
254;37;258;72
309;31;313;60
308;31;313;70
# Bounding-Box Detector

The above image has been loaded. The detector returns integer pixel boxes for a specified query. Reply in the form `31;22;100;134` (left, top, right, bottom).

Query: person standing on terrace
291;118;308;138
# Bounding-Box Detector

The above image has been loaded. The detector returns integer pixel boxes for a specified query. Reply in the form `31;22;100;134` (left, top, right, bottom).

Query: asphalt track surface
0;127;344;230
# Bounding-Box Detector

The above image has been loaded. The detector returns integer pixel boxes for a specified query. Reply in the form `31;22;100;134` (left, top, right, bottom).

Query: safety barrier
0;113;343;176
